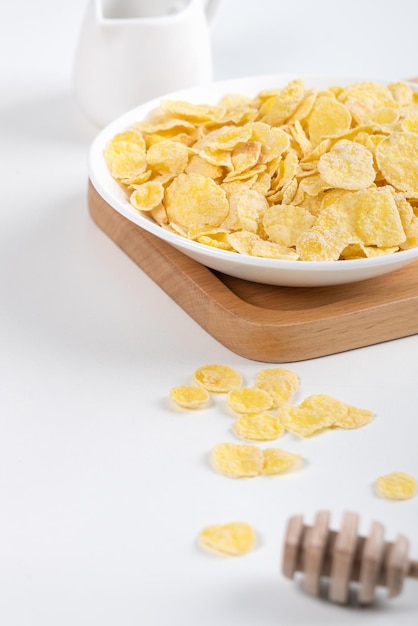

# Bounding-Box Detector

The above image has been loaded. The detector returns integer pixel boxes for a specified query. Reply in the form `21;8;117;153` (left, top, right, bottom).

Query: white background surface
1;1;418;624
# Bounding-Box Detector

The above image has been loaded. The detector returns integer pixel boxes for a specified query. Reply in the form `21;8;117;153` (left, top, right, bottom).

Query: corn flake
263;204;315;247
212;442;264;478
318;140;376;190
199;522;256;556
262;448;302;475
307;96;352;145
165;174;229;228
130;181;165;211
146;140;190;175
332;404;374;429
375;471;417;500
278;394;348;437
227;387;274;414
170;385;210;409
193;364;243;393
233;413;284;441
255;367;299;407
104;129;147;183
376;132;418;194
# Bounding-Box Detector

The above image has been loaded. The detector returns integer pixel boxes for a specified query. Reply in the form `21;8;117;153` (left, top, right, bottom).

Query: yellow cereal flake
193;364;243;393
232;188;269;233
262;448;302;475
211;442;264;478
231;141;262;173
307;97;352;145
338;81;396;110
185;154;224;179
375;132;418;194
146;140;190;175
277;394;348;437
317;140;376;190
249;122;290;163
199;522;256;556
296;203;358;261
255;368;299;406
263;204;315;247
347;187;406;247
227;387;274;414
401;115;418;134
375;471;417;501
262;79;305;126
130;181;165;211
161;99;225;122
104;129;147;183
250;238;299;260
170;385;210;409
233;413;284;441
332;404;374;429
165;174;229;228
105;78;418;262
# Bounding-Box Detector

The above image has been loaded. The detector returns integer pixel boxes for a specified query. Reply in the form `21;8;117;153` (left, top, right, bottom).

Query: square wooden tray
88;181;418;362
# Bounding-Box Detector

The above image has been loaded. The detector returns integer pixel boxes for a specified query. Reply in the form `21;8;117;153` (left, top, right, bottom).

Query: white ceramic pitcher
73;0;221;127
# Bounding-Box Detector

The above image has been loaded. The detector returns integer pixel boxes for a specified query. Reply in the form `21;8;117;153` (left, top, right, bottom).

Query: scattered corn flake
193;364;243;393
277;394;348;437
227;387;274;414
170;385;210;409
255;367;299;406
262;448;302;475
211;442;264;478
375;471;417;501
332;404;374;429
199;521;256;556
233;413;284;441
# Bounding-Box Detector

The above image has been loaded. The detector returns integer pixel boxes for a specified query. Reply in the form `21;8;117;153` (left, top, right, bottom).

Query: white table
1;1;418;624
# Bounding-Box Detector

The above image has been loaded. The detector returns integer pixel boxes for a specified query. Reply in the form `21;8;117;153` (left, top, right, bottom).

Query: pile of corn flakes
170;364;375;485
105;79;418;261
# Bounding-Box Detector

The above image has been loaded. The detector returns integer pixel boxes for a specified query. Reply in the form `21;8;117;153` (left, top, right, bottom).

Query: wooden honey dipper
282;510;418;605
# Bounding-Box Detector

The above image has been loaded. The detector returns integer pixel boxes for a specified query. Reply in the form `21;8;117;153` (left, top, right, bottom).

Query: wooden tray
88;181;418;362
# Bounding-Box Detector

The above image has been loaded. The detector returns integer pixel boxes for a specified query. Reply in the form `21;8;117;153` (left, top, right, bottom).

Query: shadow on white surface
215;576;417;626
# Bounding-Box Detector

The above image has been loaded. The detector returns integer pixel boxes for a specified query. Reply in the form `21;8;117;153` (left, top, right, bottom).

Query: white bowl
88;74;418;287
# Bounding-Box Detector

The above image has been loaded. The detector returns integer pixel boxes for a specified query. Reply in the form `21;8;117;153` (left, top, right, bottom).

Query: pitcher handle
204;0;221;22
